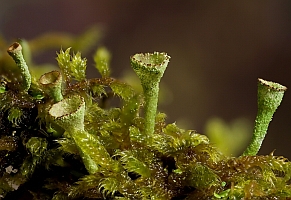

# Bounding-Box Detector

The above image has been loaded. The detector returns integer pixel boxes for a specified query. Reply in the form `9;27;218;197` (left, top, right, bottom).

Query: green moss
0;41;290;200
56;48;87;83
130;52;170;137
94;46;111;78
7;107;23;126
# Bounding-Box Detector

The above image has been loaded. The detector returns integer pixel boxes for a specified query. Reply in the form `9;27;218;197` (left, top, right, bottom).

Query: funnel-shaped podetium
130;52;170;136
242;78;287;156
7;42;31;92
49;95;98;173
39;71;63;102
49;95;85;132
48;95;117;174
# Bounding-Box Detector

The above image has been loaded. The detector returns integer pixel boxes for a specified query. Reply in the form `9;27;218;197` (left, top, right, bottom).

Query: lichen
0;41;290;200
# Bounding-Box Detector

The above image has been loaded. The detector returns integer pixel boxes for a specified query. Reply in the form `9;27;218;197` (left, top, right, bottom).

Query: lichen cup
130;52;170;137
39;70;63;102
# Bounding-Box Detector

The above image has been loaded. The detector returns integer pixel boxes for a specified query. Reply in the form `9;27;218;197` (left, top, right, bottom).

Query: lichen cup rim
48;95;85;131
39;70;62;86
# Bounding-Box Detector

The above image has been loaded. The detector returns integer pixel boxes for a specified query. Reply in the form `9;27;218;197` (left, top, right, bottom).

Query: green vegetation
0;38;290;199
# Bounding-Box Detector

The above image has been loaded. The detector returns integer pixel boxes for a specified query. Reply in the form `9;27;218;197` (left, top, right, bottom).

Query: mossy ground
0;41;291;199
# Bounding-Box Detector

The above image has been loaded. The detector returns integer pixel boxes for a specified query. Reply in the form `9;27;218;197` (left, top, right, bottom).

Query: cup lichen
130;52;170;137
242;78;287;156
0;41;291;199
7;42;31;92
39;70;63;102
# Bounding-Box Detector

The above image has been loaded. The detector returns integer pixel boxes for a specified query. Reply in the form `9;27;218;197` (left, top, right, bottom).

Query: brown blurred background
1;1;291;157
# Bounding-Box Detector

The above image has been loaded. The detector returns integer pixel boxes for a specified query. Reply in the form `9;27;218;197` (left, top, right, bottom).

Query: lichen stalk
130;52;170;136
39;70;63;102
144;84;160;133
7;42;31;92
242;78;287;156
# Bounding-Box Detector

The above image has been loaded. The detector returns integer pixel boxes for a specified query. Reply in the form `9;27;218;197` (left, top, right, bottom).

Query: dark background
1;1;291;157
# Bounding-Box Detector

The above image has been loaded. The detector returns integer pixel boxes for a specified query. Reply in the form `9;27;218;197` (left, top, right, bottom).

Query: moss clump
0;41;290;200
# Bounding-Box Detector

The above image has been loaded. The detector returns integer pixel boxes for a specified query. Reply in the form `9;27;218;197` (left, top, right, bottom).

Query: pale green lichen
39;70;63;102
49;95;85;131
7;42;31;92
242;78;287;156
130;52;170;137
